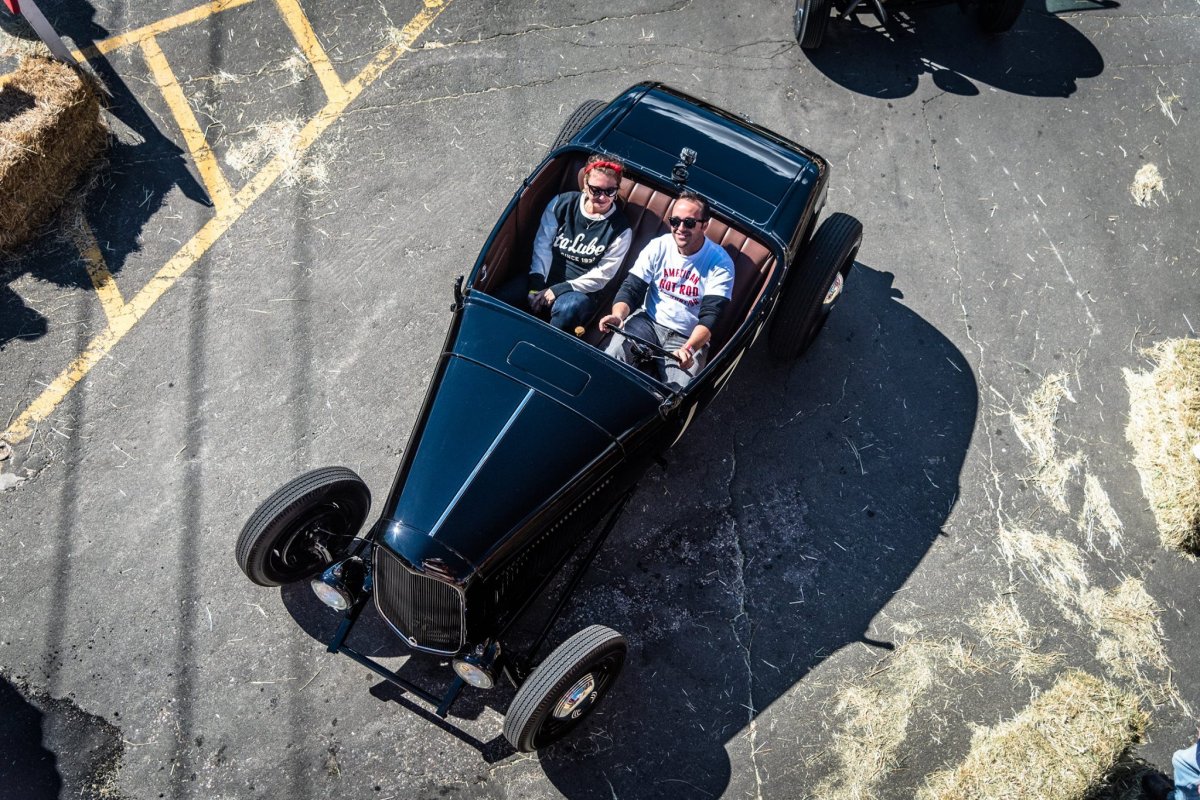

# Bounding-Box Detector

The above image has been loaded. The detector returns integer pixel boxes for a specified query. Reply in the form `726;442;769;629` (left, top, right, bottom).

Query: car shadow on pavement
0;675;61;800
803;1;1105;98
533;264;978;798
280;581;408;660
0;672;124;800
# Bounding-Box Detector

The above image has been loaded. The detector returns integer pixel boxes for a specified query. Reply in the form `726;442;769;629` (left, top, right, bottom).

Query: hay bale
1124;338;1200;554
918;671;1147;800
0;55;106;251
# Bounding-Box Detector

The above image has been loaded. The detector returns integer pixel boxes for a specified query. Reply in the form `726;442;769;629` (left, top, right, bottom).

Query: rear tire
550;99;607;152
504;625;627;752
768;212;862;361
972;0;1024;33
795;0;832;49
236;467;370;587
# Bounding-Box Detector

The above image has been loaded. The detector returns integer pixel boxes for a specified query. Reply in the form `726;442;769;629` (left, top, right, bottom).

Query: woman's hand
529;288;556;312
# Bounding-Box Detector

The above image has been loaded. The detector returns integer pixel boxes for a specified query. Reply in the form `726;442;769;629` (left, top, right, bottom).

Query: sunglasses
586;183;619;198
668;216;704;230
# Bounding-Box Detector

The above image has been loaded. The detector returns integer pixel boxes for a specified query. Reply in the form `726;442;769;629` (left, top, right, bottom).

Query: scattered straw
224;116;333;190
819;639;982;799
1011;373;1082;513
1124;338;1200;554
917;671;1147;800
1077;473;1124;553
998;523;1089;620
973;597;1063;678
0;55;106;250
996;517;1186;710
1078;578;1186;712
1156;90;1182;126
1130;163;1167;208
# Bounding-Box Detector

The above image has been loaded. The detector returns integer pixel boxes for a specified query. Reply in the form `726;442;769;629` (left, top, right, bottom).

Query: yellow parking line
140;36;233;213
2;0;454;446
74;0;259;59
77;221;129;325
273;0;347;103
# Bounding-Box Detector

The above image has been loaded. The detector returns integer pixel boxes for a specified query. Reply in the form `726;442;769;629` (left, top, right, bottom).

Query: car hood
381;296;660;573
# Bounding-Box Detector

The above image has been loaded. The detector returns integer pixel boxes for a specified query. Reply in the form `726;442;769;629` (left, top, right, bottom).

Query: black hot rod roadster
235;83;863;752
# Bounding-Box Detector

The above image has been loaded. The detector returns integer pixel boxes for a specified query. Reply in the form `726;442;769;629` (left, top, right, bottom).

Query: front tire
768;212;863;361
236;467;371;587
795;0;832;49
550;99;607;153
504;625;627;752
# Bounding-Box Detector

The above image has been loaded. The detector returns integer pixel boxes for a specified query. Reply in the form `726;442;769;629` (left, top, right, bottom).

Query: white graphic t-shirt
630;234;735;335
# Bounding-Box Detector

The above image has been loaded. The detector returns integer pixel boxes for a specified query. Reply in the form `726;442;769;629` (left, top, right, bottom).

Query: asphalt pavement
0;1;1197;798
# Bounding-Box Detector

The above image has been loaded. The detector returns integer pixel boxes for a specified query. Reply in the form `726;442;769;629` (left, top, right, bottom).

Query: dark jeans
495;275;597;332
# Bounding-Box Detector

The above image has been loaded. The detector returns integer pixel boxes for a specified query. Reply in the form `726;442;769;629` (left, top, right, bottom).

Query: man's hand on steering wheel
598;314;624;333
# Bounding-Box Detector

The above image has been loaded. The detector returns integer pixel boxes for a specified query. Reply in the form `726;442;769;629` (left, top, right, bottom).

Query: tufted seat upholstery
476;156;777;358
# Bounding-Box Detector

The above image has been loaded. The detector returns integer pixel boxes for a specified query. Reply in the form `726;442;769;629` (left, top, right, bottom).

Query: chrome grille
374;547;464;655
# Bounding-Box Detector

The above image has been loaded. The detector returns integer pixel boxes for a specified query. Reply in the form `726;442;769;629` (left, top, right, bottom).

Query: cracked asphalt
1;0;1198;798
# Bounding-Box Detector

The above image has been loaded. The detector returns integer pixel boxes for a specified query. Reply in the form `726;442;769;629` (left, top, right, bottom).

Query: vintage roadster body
236;83;862;751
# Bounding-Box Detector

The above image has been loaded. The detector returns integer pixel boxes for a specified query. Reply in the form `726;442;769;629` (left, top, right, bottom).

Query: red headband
585;160;623;176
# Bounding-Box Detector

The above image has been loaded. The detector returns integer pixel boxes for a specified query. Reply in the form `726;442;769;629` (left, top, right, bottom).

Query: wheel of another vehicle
794;0;832;49
549;99;607;153
235;466;371;587
972;0;1024;32
503;625;628;752
768;211;863;361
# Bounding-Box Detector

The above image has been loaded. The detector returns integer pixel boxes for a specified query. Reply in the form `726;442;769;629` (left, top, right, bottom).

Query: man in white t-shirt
599;191;735;389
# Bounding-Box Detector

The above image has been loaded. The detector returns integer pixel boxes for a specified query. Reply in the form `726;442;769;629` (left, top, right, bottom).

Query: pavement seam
919;90;1004;529
403;0;696;49
723;416;766;800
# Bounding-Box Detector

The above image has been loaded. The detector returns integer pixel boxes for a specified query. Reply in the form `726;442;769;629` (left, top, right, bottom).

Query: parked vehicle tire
503;625;627;752
794;0;832;49
972;0;1024;32
768;211;862;361
550;99;607;152
236;467;371;587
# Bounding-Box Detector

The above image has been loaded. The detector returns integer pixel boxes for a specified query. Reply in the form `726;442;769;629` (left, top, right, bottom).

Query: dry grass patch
917;671;1147;800
1;22;49;60
998;523;1089;620
1078;578;1188;712
973;597;1064;678
1077;473;1124;553
1130;163;1167;207
1079;578;1167;687
819;639;985;800
0;55;106;250
1011;373;1082;513
1124;338;1200;554
225;116;335;191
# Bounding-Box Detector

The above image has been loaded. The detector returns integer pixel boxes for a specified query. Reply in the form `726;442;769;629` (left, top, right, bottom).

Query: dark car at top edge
234;82;864;752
